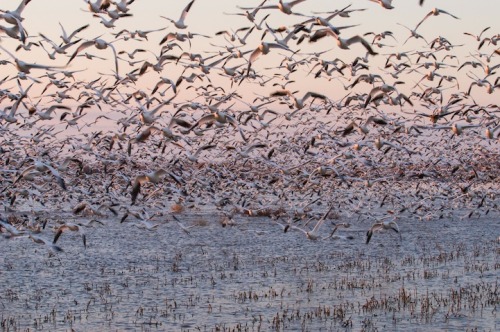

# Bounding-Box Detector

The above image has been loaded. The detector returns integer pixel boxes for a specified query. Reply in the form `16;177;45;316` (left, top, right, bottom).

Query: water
0;1;499;330
1;213;499;331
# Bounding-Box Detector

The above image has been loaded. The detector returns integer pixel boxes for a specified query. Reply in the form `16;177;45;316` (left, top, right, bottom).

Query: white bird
415;8;459;30
309;29;378;55
172;215;195;235
234;142;268;158
67;38;120;75
59;22;90;44
13;159;67;191
161;0;196;29
35;105;71;121
94;13;132;28
0;20;26;42
397;23;427;45
0;218;25;238
84;0;112;13
131;168;169;204
0;45;64;73
239;0;308;16
184;144;217;163
53;222;87;248
463;27;490;42
225;0;268;23
288;205;334;240
0;0;32;25
39;33;81;55
245;42;290;76
0;80;32;123
72;201;118;217
366;217;401;244
112;0;135;13
270;89;328;109
369;0;394;10
28;234;63;253
323;223;351;240
131;219;160;230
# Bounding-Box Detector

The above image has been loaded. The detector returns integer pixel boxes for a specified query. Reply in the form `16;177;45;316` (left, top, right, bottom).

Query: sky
0;0;499;112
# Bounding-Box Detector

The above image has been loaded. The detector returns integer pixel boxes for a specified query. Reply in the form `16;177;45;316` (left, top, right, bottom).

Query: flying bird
238;0;308;16
366;218;401;244
309;29;378;55
67;38;120;75
415;8;459;30
161;0;196;29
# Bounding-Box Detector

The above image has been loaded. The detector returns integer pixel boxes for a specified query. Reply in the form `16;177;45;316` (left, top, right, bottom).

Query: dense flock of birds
0;0;499;252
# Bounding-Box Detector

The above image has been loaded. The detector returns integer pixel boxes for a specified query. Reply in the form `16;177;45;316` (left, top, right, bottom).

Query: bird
233;142;268;158
172;215;195;235
288;205;334;240
13;159;67;191
131;169;169;204
245;42;291;77
39;33;82;56
28;234;64;253
84;0;112;13
309;29;378;55
112;0;135;13
364;82;405;108
366;217;401;244
238;0;308;16
136;100;170;125
397;23;427;45
67;38;120;75
323;222;351;240
224;0;268;23
0;0;33;25
184;144;217;163
53;222;87;248
72;201;118;217
0;80;32;124
0;218;26;238
369;0;394;10
269;90;328;109
0;20;27;42
161;0;196;29
463;27;491;42
35;105;71;121
415;8;459;30
0;45;64;73
59;22;90;44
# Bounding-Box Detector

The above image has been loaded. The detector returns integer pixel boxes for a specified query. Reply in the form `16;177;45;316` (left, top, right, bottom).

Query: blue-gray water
1;213;499;331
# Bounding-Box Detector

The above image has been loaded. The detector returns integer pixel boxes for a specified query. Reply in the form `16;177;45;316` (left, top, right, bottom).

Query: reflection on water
1;214;498;331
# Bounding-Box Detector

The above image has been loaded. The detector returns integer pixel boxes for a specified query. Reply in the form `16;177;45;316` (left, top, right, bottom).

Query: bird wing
238;5;278;10
44;163;67;190
439;9;459;20
131;175;148;204
15;0;32;14
312;205;334;233
53;226;68;244
105;42;120;75
249;46;263;64
69;24;90;40
270;89;292;97
346;35;377;55
73;202;87;214
180;0;195;22
194;144;217;157
304;91;328;102
290;0;307;7
68;40;95;64
415;11;433;30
